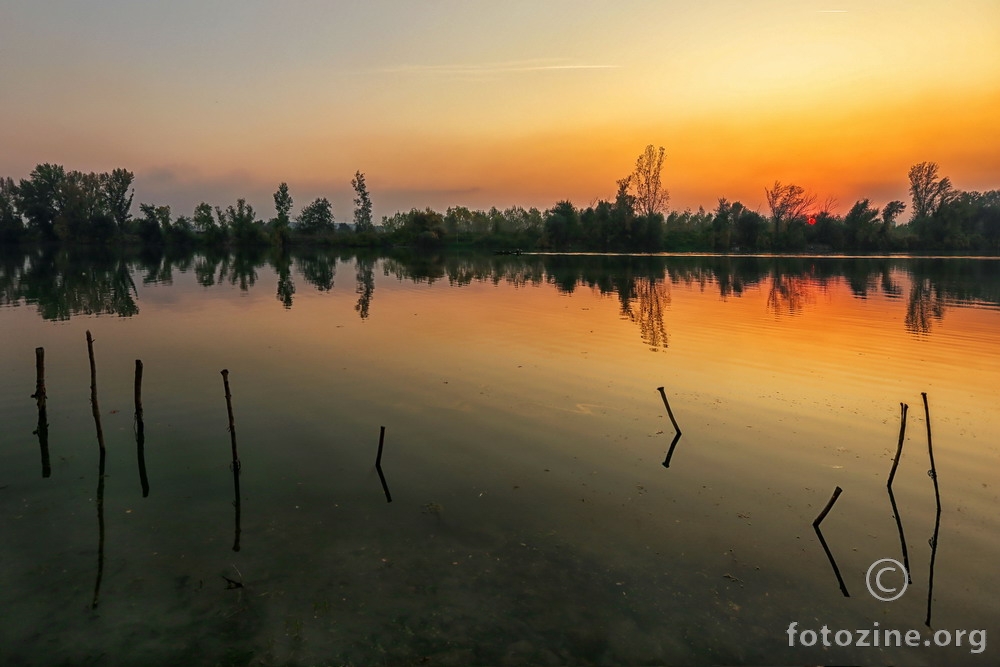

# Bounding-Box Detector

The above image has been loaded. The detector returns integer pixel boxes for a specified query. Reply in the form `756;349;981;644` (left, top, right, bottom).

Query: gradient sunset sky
2;0;998;221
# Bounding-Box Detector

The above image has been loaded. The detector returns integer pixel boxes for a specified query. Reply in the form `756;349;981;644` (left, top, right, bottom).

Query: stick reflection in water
923;392;942;628
886;402;911;583
135;360;149;497
812;486;849;597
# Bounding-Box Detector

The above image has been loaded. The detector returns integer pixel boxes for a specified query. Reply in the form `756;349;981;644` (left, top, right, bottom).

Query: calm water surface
0;249;998;665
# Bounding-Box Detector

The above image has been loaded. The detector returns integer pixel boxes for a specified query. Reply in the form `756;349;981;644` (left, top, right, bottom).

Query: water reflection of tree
10;247;139;319
544;255;671;350
194;250;225;287
3;248;999;339
297;250;336;291
272;249;295;309
905;278;945;334
619;277;670;350
766;266;811;315
354;255;375;320
227;247;266;291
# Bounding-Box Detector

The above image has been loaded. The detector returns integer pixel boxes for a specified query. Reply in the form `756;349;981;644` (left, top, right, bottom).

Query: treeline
1;156;998;253
0;165;382;249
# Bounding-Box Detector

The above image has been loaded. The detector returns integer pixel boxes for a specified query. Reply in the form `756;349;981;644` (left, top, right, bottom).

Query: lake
0;248;997;665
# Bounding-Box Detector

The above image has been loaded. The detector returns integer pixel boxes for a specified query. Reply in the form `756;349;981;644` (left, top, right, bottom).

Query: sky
2;0;999;222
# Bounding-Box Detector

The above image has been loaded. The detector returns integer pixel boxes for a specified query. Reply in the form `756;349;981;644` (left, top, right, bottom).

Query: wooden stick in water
922;392;939;495
375;426;392;503
221;369;239;469
922;391;942;628
135;360;149;497
887;402;908;488
221;369;242;550
32;347;50;478
376;426;386;467
86;331;106;453
656;386;682;435
813;486;843;527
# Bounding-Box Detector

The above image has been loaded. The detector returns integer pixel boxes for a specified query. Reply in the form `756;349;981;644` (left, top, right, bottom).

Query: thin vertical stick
221;369;239;469
134;360;144;426
32;347;50;478
922;393;939;496
32;347;46;405
222;369;241;551
887;402;908;488
86;331;105;453
925;502;941;627
656;387;682;435
135;360;149;497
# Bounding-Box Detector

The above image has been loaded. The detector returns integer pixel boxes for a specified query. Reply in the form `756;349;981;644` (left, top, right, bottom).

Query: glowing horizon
2;0;998;221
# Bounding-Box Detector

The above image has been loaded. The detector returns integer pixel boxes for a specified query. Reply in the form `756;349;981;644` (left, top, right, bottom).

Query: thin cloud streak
382;59;621;77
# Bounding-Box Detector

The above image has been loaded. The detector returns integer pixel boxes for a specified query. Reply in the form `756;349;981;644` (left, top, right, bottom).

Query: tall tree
764;181;815;241
881;200;906;226
844;199;880;249
543;201;580;248
55;171;109;242
219;199;260;244
16;163;66;240
630;145;669;218
908;162;953;220
137;203;170;244
351;171;373;232
0;177;24;243
100;168;134;233
297;197;334;234
272;182;292;247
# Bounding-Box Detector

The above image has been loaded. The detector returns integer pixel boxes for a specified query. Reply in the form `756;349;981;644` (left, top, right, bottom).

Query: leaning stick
375;426;392;503
656;387;682;435
222;370;242;550
376;426;386;467
813;486;843;527
221;370;239;469
922;392;939;496
887;402;908;488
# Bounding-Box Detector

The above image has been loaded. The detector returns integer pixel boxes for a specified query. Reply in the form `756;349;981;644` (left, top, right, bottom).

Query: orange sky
2;1;998;220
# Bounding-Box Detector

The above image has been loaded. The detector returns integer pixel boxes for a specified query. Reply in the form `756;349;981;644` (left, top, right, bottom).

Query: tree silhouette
908;162;953;221
630;145;669;217
352;171;373;232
